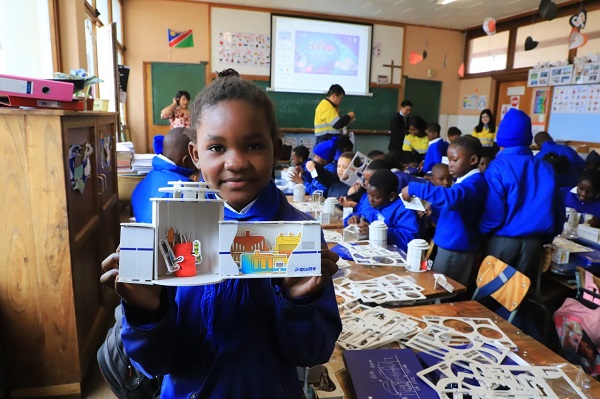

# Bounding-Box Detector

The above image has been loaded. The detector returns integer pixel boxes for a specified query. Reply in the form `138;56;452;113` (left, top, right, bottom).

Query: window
514;16;571;69
467;31;509;74
112;0;123;44
0;0;52;77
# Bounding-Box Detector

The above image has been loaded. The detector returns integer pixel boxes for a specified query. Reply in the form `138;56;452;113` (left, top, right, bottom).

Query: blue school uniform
480;146;565;242
422;138;449;174
408;169;487;252
327;181;350;198
131;155;195;223
307;162;336;196
562;187;600;218
536;140;585;188
298;159;314;193
345;197;419;251
122;181;342;399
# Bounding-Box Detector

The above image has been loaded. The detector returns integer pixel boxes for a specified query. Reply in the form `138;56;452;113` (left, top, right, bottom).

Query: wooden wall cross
382;60;402;84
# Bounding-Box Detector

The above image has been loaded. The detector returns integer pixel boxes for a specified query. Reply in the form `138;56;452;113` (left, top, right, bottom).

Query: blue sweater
345;197;419;252
562;187;600;218
122;181;342;399
298;159;314;193
422;139;449;174
536;140;585;188
480;146;565;242
307;162;337;196
131;155;195;223
409;170;487;252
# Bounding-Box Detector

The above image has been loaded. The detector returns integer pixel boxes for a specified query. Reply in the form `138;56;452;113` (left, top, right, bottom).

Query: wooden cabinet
0;109;120;398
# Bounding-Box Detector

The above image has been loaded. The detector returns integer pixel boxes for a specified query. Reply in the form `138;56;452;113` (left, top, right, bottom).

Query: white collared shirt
217;195;258;215
157;153;175;165
428;137;442;147
456;168;480;184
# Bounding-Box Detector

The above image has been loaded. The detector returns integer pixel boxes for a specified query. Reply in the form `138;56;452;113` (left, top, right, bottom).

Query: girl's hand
400;186;411;201
347;215;360;225
306;161;316;172
172;97;178;105
358;220;369;235
281;246;339;299
291;173;303;184
100;251;162;312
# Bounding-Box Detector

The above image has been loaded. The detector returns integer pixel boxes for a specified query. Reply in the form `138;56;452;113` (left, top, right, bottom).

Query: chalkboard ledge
280;128;390;136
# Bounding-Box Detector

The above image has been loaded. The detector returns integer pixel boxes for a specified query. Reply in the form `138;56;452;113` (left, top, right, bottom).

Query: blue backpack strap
474;265;518;300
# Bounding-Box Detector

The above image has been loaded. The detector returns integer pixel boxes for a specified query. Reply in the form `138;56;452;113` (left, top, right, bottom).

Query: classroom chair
472;255;531;324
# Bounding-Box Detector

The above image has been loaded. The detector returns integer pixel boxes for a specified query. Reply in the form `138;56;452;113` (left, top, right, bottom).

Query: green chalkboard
253;81;398;131
151;62;206;125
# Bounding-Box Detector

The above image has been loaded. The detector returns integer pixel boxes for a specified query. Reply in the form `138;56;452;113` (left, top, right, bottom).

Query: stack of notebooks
116;142;134;174
131;153;154;175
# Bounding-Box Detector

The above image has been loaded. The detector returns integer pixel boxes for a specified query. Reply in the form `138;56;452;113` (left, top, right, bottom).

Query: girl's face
178;96;191;109
577;179;599;203
480;113;490;124
336;156;352;179
189;100;276;211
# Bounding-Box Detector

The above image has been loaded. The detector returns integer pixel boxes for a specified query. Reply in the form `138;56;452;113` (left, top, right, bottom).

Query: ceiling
205;0;576;30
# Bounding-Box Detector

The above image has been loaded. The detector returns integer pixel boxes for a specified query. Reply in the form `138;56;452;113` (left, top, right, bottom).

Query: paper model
339;151;371;186
118;182;322;286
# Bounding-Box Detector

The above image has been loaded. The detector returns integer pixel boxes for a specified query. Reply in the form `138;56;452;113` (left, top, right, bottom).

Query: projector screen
270;15;373;96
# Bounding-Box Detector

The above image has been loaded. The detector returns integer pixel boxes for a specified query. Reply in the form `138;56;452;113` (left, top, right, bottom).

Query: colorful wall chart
218;32;270;67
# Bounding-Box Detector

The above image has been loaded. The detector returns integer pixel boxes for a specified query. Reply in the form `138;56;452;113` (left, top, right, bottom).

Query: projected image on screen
271;15;372;96
294;32;359;76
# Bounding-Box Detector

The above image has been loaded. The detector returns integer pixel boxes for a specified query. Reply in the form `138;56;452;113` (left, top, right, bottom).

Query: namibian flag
168;29;194;48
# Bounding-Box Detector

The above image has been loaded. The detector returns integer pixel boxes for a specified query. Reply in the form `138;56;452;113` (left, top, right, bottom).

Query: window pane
112;0;123;43
0;0;52;77
579;10;600;56
467;31;509;74
514;16;571;69
85;17;97;97
96;0;109;26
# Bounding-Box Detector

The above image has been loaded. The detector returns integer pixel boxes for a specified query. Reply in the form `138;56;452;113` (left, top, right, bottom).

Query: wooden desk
337;261;465;305
332;301;600;399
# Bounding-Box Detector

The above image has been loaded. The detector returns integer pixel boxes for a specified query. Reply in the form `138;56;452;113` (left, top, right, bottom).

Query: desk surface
332;300;600;399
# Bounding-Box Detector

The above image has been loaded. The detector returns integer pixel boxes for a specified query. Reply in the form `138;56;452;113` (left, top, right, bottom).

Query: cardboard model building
119;182;322;286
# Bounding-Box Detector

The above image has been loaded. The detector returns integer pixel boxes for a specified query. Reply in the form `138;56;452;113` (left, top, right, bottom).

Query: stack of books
116;141;134;174
131;153;154;175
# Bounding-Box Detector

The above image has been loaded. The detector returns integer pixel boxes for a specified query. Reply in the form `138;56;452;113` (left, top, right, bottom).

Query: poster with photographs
551;84;600;114
218;32;271;67
549;64;574;86
572;63;600;85
528;68;549;87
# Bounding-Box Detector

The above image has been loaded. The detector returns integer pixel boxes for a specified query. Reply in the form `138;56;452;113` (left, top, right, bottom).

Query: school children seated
307;151;355;199
479;109;565;284
430;163;453;189
401;136;487;286
345;169;419;251
562;168;600;226
340;159;390;210
535;131;585;188
289;145;313;191
131;127;196;223
422;122;449;174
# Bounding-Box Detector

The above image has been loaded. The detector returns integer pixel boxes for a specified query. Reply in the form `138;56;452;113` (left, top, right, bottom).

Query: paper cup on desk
293;184;305;202
369;220;387;247
406;239;429;272
323;197;339;214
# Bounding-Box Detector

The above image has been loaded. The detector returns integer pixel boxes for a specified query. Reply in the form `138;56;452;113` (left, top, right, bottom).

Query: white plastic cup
369;220;388;247
566;208;579;229
293;184;305;202
288;180;296;190
323;197;339;214
406;239;430;272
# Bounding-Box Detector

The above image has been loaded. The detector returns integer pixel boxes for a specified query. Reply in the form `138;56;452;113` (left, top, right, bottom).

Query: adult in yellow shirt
471;109;497;157
314;84;356;143
402;115;429;164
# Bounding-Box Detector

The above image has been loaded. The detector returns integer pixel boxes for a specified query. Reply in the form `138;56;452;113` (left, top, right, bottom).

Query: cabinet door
63;118;100;243
96;116;118;210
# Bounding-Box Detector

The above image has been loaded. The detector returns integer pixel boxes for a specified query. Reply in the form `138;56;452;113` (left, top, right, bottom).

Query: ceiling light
437;0;458;4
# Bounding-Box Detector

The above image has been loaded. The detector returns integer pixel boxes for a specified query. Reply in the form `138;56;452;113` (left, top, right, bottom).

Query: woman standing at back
472;108;497;157
161;90;191;128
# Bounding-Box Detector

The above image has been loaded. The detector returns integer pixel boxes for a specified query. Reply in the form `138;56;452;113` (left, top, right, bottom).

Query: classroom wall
450;76;496;137
57;0;87;73
402;25;464;139
124;0;210;152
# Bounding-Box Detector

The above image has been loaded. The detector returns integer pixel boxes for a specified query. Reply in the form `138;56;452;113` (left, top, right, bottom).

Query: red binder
0;74;74;102
0;95;89;111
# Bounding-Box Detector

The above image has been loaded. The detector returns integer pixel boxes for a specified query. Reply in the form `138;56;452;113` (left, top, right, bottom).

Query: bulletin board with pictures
528;65;574;87
548;83;600;143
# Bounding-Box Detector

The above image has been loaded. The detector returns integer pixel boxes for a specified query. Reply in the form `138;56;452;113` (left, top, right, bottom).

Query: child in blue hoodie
101;70;342;399
131;127;196;223
562;168;600;225
305;138;338;195
345;169;419;252
401;135;487;286
479;108;565;284
422;122;449;174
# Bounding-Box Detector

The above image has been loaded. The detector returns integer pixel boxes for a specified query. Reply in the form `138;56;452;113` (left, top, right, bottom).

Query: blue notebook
343;348;437;399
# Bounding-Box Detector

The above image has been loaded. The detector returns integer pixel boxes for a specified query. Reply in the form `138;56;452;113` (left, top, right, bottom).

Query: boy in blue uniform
345;169;419;252
290;145;313;192
101;71;341;399
422;122;449;174
480;109;565;285
535;131;585;188
131;127;196;223
401;136;487;286
562;168;600;224
305;138;338;196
